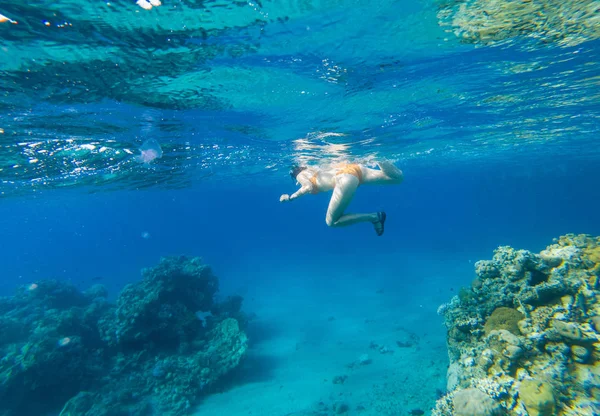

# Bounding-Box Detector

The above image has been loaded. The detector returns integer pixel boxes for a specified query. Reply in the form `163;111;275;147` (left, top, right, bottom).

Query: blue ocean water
1;1;599;415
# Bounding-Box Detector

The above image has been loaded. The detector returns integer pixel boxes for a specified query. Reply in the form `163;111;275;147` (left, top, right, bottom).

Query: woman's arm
280;185;312;202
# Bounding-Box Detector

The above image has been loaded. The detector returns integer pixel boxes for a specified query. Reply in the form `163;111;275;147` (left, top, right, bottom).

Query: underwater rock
474;261;501;280
14;278;91;309
332;375;348;384
83;284;108;300
433;234;600;415
0;280;111;416
452;388;503;416
210;294;248;329
101;256;218;348
357;353;372;365
0;256;248;416
591;316;600;333
333;402;350;414
552;320;583;341
570;345;590;364
59;392;98;416
519;379;556;416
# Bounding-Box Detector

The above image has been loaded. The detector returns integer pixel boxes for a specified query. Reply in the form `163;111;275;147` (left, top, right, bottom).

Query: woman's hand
279;194;290;202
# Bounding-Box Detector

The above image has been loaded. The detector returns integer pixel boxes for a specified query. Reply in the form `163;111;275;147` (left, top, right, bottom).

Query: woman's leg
378;161;403;181
326;174;385;234
362;162;404;185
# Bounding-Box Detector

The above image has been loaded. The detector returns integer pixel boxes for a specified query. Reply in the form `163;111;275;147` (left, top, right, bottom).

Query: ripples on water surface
0;0;599;196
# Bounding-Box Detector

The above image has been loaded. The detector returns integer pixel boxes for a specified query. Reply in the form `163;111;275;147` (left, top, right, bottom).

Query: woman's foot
373;211;386;236
377;161;404;182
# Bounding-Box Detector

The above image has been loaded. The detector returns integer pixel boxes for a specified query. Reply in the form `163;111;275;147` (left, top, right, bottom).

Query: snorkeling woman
280;161;404;236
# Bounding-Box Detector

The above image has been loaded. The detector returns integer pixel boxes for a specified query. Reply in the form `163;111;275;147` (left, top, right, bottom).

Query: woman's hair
290;165;308;180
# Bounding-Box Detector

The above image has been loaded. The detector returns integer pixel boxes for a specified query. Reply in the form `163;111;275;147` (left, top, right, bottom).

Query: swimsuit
309;174;320;194
336;163;363;184
309;163;363;194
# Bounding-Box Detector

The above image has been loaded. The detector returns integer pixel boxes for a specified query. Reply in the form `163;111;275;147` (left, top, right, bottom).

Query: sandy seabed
195;254;469;416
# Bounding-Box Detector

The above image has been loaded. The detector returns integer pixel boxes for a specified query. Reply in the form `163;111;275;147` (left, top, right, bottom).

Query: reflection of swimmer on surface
136;0;162;10
280;161;404;236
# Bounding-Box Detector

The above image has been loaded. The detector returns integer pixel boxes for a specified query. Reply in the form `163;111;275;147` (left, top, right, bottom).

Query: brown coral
434;235;600;416
484;307;524;336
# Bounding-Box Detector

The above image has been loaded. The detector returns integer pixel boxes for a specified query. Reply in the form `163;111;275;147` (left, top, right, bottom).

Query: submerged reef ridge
0;256;248;416
436;0;600;48
434;234;600;415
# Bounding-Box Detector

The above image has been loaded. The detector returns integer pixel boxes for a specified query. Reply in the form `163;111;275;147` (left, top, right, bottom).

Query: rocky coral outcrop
0;280;110;416
0;256;248;416
100;256;218;348
436;0;600;48
434;234;600;415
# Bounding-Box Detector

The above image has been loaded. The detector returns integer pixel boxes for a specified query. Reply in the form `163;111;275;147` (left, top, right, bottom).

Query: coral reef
434;234;600;415
453;388;502;416
100;256;219;348
483;307;524;336
0;256;248;416
0;280;110;416
436;0;600;48
519;379;555;416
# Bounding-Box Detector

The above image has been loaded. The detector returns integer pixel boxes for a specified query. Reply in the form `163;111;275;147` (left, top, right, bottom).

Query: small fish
0;14;18;24
91;276;104;282
409;410;424;416
141;231;151;239
57;337;72;347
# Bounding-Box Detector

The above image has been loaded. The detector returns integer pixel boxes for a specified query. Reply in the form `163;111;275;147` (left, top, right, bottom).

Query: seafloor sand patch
195;258;461;416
